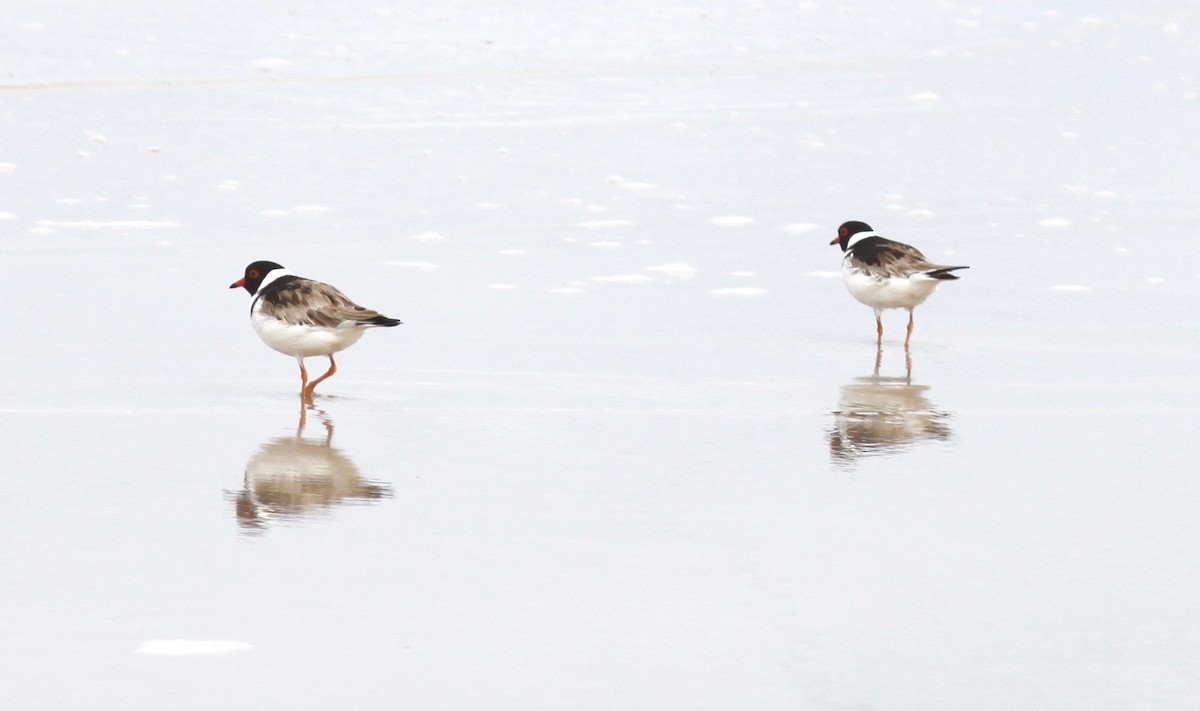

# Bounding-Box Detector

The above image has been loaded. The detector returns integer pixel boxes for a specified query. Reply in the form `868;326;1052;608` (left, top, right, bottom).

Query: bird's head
830;221;873;251
230;260;285;295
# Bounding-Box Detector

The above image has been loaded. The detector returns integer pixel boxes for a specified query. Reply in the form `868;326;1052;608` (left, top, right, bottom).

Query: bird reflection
233;402;392;531
827;348;953;467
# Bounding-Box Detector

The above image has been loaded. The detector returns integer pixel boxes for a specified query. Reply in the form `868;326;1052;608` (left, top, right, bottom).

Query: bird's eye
839;227;848;237
248;269;260;279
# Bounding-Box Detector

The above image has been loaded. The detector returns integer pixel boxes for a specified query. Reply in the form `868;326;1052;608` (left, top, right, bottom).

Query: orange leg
296;358;309;394
303;354;338;398
874;311;884;345
904;311;915;348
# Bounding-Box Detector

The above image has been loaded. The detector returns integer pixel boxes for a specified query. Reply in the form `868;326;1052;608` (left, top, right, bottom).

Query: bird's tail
365;315;403;327
925;266;969;280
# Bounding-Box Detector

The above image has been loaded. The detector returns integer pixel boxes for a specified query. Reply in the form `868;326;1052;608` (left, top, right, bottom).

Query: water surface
2;2;1198;708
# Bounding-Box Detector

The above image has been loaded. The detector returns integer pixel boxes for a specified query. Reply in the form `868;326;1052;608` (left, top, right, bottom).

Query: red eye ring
839;227;848;237
248;269;260;278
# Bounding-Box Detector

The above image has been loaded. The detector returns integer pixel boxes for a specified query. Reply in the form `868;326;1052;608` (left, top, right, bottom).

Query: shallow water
3;2;1199;709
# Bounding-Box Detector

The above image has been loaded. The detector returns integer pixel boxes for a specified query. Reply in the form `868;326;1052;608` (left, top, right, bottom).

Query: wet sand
3;2;1199;709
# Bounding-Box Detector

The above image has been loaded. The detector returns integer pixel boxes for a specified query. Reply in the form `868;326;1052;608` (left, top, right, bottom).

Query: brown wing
849;237;966;278
260;277;384;328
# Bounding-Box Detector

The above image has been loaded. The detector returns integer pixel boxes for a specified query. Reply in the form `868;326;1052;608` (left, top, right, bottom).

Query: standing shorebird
830;221;967;347
230;260;401;398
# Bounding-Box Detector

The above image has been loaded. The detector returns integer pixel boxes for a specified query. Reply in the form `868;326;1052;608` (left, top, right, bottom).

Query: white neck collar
257;268;295;292
846;231;880;249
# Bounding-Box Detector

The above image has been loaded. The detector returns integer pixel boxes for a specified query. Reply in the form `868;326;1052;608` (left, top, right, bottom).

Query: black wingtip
367;315;403;327
927;266;969;280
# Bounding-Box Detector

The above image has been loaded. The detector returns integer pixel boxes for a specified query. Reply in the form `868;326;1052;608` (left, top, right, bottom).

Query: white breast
842;257;942;311
250;303;368;358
